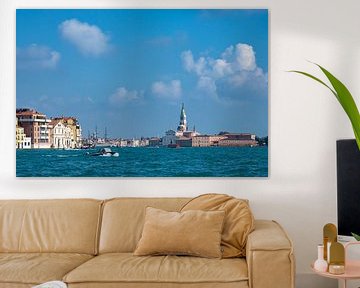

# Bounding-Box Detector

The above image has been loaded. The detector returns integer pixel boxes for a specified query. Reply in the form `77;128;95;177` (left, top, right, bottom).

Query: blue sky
16;9;268;138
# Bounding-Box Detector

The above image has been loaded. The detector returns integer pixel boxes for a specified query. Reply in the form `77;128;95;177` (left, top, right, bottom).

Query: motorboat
86;148;119;157
81;144;95;149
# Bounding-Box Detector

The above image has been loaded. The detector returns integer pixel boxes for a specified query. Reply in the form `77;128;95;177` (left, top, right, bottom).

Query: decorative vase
314;244;328;272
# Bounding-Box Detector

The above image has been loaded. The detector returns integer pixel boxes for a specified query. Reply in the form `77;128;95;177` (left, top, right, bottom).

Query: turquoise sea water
16;146;268;177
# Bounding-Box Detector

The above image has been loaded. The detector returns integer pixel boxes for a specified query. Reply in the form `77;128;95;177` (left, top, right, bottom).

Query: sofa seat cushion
64;253;248;285
0;253;93;285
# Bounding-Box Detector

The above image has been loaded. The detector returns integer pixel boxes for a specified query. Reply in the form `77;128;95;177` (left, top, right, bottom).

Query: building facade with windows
16;118;26;149
52;117;82;148
16;109;51;149
218;133;257;147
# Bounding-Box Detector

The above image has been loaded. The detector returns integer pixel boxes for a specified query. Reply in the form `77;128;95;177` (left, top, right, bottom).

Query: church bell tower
177;103;187;132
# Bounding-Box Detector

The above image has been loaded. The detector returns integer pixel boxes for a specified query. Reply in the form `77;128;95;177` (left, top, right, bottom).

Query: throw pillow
181;193;254;258
134;207;225;258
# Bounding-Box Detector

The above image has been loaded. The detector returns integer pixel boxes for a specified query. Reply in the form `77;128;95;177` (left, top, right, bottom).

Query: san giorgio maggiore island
16;104;267;150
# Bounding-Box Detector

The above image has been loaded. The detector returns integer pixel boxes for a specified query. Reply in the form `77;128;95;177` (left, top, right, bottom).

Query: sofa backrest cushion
0;199;102;254
99;198;189;253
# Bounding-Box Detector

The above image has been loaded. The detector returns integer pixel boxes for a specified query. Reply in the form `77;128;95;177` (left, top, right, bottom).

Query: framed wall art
16;9;268;177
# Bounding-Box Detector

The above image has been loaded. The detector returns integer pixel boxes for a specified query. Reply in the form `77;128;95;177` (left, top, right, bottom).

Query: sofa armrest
246;220;295;288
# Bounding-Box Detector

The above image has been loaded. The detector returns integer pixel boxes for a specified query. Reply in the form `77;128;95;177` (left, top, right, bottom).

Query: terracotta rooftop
16;110;45;117
49;119;62;126
53;117;77;121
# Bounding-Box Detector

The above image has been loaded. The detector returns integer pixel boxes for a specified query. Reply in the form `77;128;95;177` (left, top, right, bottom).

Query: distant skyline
16;9;268;138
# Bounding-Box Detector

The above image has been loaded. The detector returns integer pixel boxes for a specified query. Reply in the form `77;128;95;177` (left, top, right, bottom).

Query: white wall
1;0;359;287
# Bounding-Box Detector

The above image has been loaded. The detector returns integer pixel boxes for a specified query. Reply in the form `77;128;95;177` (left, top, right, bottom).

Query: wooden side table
311;242;360;288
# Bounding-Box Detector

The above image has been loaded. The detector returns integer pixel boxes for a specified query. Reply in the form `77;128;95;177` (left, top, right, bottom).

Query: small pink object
311;242;360;288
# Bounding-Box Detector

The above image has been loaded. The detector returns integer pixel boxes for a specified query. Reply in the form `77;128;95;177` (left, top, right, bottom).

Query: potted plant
290;63;360;240
352;233;360;241
290;63;360;149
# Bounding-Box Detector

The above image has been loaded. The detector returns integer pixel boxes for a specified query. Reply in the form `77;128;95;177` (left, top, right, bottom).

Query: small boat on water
81;144;95;149
86;148;119;157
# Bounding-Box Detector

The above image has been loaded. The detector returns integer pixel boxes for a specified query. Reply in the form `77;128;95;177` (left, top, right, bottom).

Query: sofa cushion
0;253;93;285
181;194;254;258
0;199;103;254
63;253;248;285
134;207;225;258
99;198;190;253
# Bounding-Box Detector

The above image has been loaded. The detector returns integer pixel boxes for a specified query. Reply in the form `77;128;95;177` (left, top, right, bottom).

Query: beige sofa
0;198;295;288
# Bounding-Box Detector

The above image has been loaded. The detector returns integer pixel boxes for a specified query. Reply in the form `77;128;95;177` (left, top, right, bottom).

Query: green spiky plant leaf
289;63;360;150
352;232;360;241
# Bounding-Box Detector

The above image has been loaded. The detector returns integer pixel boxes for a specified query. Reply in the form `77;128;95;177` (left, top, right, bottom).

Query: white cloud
211;59;232;78
229;67;267;88
181;51;206;76
59;19;109;56
181;43;267;100
181;50;195;72
197;76;217;99
109;87;143;104
221;43;257;72
236;44;256;71
17;44;60;70
151;80;182;100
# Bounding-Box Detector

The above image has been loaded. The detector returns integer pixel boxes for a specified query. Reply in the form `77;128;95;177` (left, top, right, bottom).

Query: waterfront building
149;137;161;147
160;103;258;148
16;118;26;149
139;139;149;147
125;138;140;147
52;117;82;148
64;126;73;148
22;137;31;149
16;109;51;148
183;129;200;138
210;135;228;146
191;135;226;147
50;120;64;148
133;139;140;147
218;133;257;147
15;128;25;149
192;135;208;147
176;136;192;147
50;120;73;149
96;138;106;145
162;104;200;147
192;134;256;147
162;129;177;146
118;140;128;147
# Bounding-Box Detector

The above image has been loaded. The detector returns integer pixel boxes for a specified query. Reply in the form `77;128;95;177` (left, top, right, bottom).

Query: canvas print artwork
16;9;268;177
